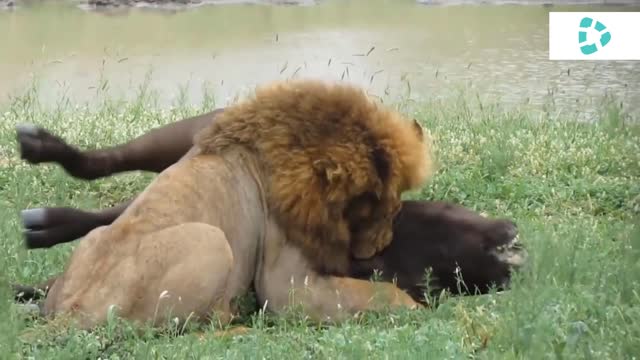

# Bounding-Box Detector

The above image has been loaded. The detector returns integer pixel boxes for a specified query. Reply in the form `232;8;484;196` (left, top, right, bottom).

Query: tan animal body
40;79;434;330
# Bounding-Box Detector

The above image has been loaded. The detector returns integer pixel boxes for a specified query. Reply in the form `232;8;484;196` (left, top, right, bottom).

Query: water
1;0;639;120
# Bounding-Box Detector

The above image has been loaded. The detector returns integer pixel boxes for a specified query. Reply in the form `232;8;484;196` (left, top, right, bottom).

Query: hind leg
126;222;236;328
21;201;132;249
20;201;132;249
42;222;235;330
13;276;57;303
16;110;219;179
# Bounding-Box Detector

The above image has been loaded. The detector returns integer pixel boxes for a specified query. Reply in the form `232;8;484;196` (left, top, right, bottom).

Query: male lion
19;79;433;330
14;89;527;310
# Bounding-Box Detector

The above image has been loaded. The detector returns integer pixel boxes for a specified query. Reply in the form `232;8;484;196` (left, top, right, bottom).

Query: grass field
0;86;638;359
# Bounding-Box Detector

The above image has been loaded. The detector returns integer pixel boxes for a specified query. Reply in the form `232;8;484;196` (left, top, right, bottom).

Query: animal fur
12;79;431;330
15;103;528;314
195;80;434;275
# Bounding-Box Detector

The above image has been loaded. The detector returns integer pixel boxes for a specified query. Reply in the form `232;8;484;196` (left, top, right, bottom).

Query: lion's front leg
256;234;420;324
262;269;420;323
301;275;421;323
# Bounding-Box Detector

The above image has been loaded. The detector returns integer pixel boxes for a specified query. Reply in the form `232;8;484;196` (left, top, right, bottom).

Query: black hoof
16;123;47;164
16;123;77;166
13;284;47;303
23;229;53;250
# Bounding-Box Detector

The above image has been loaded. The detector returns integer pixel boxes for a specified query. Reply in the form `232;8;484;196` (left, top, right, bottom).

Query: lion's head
195;79;434;275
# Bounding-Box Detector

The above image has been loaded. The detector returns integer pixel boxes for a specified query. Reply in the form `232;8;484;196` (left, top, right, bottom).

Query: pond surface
1;0;639;120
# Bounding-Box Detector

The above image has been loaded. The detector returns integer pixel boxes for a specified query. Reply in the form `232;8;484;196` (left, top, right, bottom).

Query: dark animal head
349;200;528;304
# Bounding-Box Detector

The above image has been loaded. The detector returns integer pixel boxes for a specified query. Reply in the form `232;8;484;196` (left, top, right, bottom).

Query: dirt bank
418;0;640;5
87;0;316;7
0;0;15;9
80;0;318;10
1;0;318;11
3;0;636;13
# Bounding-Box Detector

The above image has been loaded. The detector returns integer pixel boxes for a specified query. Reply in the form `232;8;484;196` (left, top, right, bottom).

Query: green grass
0;85;638;359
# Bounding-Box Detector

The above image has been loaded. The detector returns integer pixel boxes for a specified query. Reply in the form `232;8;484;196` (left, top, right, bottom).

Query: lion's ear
313;158;345;186
412;118;424;140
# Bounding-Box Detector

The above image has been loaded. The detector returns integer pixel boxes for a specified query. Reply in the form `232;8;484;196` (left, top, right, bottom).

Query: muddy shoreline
1;0;319;11
3;0;639;12
0;0;15;9
419;0;640;5
83;0;319;8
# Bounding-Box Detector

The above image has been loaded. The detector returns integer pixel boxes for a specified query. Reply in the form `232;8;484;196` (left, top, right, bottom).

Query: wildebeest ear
412;118;424;140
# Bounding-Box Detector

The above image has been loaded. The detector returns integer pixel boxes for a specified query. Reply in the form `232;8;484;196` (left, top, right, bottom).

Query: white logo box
549;12;640;60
